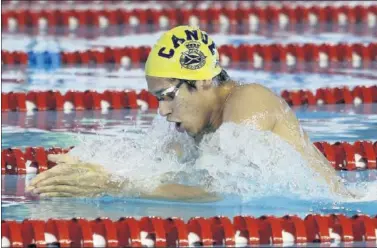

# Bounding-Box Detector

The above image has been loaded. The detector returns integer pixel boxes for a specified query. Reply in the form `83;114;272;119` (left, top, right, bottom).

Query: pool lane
2;104;376;149
2;171;377;222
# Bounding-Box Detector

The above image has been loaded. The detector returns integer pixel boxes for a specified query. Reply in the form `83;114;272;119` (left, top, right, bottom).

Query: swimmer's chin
191;131;209;144
178;126;196;137
179;126;213;143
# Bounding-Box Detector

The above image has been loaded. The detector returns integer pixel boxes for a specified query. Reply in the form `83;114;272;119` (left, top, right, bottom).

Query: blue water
1;170;377;221
2;105;377;149
2;105;377;221
2;172;377;222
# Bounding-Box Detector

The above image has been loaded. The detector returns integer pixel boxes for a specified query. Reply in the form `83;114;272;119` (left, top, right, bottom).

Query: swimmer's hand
330;177;362;199
25;154;220;202
25;154;125;198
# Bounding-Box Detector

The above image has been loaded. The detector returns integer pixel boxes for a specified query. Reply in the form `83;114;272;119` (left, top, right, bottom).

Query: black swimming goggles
156;80;196;101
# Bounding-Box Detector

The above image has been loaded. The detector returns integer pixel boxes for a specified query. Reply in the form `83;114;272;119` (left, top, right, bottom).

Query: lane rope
2;43;377;71
1;141;376;175
1;214;377;247
2;4;377;35
2;86;377;113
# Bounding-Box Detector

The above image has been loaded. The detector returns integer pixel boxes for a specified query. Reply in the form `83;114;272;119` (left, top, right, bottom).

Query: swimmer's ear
195;79;212;91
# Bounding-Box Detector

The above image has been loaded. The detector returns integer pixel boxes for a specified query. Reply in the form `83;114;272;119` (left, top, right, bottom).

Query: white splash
193;122;332;200
69;116;347;201
343;181;377;203
70;116;198;192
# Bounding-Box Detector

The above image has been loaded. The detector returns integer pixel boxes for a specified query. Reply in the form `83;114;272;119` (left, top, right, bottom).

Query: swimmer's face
147;76;212;136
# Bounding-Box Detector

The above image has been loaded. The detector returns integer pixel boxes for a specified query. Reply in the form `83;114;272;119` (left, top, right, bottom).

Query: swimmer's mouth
175;122;185;133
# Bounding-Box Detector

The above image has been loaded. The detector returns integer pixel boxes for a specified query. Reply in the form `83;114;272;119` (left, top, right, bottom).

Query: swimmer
26;26;355;201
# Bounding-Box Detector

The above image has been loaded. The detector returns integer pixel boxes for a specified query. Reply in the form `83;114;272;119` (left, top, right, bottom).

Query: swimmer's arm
120;179;220;202
273;119;356;198
222;84;355;198
115;175;220;202
27;154;219;201
296;135;355;198
138;184;221;203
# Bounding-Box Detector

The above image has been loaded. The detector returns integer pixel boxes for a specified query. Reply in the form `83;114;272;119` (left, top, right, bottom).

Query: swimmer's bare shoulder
222;82;312;148
222;83;281;130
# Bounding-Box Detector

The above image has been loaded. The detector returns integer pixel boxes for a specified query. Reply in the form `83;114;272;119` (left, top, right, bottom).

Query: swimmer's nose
158;101;172;117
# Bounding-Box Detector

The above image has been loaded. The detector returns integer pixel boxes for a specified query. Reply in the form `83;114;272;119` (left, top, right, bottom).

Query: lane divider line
1;141;376;175
2;5;377;35
2;43;377;71
2;86;376;113
2;214;377;247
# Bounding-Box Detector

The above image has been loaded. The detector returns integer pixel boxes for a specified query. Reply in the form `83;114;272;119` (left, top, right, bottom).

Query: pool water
2;105;377;148
2;103;377;221
2;171;376;222
1;3;377;233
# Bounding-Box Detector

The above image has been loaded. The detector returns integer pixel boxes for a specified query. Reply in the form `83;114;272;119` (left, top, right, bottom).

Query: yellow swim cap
145;25;222;80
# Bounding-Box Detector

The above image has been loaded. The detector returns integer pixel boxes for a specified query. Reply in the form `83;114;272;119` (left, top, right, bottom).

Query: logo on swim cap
179;41;206;70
